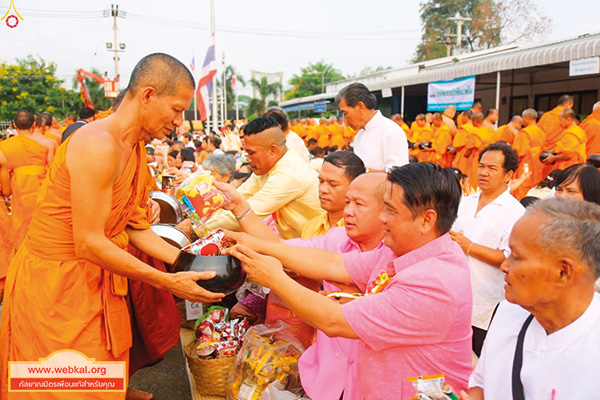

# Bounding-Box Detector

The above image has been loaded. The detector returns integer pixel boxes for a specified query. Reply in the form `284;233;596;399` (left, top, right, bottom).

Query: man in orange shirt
450;110;474;174
483;108;499;129
542;109;587;171
539;95;574;174
512;109;546;199
581;101;600;157
497;116;523;145
0;54;223;400
464;113;498;189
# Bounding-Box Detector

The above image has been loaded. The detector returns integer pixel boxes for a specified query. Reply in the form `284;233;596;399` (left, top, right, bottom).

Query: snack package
192;305;249;359
182;229;229;256
227;321;305;400
407;375;459;400
177;174;228;224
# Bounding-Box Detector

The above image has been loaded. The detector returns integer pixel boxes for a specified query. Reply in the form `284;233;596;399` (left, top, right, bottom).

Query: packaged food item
407;374;459;400
191;306;249;359
227;321;304;400
182;229;229;256
177;174;229;224
161;175;176;196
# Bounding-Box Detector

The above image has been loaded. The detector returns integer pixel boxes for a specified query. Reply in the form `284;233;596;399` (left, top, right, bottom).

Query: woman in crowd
554;163;600;205
202;153;236;183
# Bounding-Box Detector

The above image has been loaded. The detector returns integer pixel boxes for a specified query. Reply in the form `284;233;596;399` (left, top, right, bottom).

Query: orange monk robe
343;125;357;142
328;123;343;138
400;123;410;137
0;199;12;291
452;123;474;174
457;113;469;128
539;106;565;177
512;125;546;199
497;124;516;144
330;135;347;149
554;125;587;171
409;121;418;141
465;127;498;189
44;129;62;146
305;126;318;142
581;112;600;156
0;141;150;399
431;124;453;167
317;132;331;148
411;126;434;162
0;135;48;252
293;124;307;139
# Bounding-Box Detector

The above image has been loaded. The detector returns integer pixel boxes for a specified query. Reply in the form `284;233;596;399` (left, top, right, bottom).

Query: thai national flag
221;52;226;66
196;32;217;121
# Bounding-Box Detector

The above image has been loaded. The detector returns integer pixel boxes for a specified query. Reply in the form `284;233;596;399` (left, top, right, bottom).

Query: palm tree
216;65;246;110
247;77;281;116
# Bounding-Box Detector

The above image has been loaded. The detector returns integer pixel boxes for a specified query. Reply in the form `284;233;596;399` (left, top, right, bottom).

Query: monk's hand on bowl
168;271;225;303
147;198;161;224
213;181;243;211
229;244;283;288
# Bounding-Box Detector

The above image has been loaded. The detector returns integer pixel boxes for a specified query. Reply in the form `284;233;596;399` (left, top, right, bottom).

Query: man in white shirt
264;106;311;163
463;198;600;400
450;143;525;356
336;83;408;171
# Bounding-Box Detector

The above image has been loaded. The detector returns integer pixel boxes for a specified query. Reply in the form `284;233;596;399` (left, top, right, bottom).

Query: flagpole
192;51;198;126
210;0;218;132
222;66;226;125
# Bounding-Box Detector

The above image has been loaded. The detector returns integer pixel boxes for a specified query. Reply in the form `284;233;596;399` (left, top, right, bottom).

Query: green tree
0;56;80;120
216;65;246;110
247;77;281;116
285;61;344;100
414;0;551;62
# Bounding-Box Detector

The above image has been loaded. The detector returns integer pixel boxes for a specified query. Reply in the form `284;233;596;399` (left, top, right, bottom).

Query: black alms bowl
171;251;245;295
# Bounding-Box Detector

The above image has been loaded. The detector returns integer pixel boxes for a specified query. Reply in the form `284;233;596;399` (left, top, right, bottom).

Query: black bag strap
512;314;535;400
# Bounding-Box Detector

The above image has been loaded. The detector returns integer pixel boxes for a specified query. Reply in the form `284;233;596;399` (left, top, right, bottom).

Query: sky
0;0;599;98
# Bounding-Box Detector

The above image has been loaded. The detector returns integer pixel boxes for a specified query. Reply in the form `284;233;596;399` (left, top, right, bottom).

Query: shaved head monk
0;53;224;399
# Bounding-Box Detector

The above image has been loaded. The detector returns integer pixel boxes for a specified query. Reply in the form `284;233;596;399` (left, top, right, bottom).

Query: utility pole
111;4;119;78
448;15;471;54
210;0;218;132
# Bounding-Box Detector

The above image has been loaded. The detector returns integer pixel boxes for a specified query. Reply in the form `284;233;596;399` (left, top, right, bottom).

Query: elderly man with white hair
463;198;600;400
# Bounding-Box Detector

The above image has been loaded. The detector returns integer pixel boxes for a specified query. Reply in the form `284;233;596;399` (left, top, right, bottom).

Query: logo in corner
1;0;23;28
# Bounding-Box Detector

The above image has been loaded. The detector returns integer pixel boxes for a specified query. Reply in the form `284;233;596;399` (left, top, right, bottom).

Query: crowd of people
0;53;599;399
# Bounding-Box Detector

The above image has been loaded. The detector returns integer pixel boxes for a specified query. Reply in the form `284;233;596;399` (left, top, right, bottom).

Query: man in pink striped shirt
228;163;473;399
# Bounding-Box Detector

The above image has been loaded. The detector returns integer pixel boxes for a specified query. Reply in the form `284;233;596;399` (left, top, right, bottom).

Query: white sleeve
382;125;409;170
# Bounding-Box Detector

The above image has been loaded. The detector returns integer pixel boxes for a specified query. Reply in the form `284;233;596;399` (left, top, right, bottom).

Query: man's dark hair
486;108;497;117
243;116;280;136
38;112;52;128
13;110;35;130
168;150;179;159
556;164;600;205
307;138;318;146
180;147;195;162
183;132;193;141
210;135;222;149
311;147;324;157
79;107;95;120
263;106;289;132
127;53;195;96
324;151;366;181
558;95;574;106
335;83;376;110
387;163;462;235
479;142;519;173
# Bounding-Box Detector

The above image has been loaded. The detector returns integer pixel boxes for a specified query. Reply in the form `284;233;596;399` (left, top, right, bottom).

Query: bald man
442;105;458;135
451;110;475;174
464;112;498;189
0;53;223;399
391;114;411;138
581;101;600;157
542;109;587;171
411;114;433;161
203;116;321;239
512;109;546;199
497;116;522;145
540;95;574;175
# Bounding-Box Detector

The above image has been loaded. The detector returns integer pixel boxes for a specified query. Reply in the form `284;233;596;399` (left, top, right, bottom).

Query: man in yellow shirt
542;109;587;171
203;116;321;239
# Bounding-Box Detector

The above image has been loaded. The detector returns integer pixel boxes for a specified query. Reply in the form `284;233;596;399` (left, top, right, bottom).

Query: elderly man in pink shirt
227;163;474;399
218;171;387;400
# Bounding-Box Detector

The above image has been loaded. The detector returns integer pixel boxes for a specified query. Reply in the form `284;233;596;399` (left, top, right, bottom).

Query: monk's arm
126;227;180;264
0;151;10;196
67;134;223;303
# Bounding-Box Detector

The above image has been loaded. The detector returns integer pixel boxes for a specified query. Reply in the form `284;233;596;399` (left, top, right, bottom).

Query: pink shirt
287;227;384;400
342;233;473;399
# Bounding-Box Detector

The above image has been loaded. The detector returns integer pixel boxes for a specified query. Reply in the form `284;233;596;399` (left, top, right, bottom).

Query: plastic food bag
177;174;228;224
407;374;459;400
259;382;310;400
227;321;305;400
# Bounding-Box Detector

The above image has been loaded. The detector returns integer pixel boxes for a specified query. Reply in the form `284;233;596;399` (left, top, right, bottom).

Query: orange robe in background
0;135;48;252
539;106;564;176
465;127;498;189
293;124;307;139
497;125;516;144
581;112;600;157
412;126;434;162
513;125;546;200
0;200;12;290
452;123;474;174
0;140;150;399
400;123;410;137
343;126;357;142
555;125;587;171
432;125;453;167
44;129;62;146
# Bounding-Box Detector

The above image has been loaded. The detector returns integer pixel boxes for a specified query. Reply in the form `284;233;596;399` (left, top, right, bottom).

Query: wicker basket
176;299;197;330
184;339;236;397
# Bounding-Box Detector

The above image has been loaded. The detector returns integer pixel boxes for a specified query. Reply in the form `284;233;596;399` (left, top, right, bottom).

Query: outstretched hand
228;244;284;288
222;230;266;253
213;181;244;212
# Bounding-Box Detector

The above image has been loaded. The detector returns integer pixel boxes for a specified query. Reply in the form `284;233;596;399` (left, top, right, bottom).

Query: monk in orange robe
442;105;457;135
0;111;56;256
450;110;474;175
391;114;411;138
464;112;498;189
457;102;482;128
0;199;12;299
539;95;574;175
483;108;499;129
497;116;523;145
429;113;453;167
0;54;224;400
581;101;600;157
542;109;587;171
512;109;546;199
411;114;433;162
